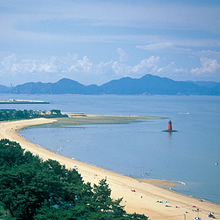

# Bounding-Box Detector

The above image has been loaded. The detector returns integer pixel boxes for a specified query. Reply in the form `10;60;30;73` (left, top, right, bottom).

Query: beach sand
0;118;219;220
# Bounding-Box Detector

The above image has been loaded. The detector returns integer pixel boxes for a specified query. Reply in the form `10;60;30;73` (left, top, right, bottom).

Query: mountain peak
57;78;75;83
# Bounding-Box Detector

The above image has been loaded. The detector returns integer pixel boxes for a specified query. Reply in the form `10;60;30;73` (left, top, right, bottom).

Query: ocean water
1;94;219;204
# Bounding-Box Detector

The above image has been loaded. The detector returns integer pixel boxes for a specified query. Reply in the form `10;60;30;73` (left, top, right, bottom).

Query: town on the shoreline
0;109;68;121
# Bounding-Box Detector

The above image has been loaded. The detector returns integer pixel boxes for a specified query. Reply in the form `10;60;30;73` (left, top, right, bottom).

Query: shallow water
2;94;219;204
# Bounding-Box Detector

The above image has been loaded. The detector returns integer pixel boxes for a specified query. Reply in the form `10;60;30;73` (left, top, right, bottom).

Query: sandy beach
0;118;219;220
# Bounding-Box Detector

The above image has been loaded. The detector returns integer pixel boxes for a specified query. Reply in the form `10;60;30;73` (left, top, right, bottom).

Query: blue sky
0;0;220;86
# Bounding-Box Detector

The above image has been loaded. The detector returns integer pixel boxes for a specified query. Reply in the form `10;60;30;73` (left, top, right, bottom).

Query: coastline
0;118;219;219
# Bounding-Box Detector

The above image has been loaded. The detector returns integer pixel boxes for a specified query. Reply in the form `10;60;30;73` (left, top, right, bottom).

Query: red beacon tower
162;120;177;132
168;120;172;130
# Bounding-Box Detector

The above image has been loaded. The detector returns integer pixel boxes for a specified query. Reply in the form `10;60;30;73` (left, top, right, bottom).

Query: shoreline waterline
0;117;220;219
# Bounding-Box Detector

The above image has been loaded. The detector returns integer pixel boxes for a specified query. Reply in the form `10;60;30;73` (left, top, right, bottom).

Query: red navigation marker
162;120;177;132
168;120;172;130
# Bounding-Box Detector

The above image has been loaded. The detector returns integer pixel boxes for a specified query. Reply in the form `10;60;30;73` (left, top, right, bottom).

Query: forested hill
1;74;220;95
0;139;148;219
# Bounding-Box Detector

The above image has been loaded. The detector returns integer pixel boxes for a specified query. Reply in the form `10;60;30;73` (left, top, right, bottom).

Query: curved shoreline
0;118;219;219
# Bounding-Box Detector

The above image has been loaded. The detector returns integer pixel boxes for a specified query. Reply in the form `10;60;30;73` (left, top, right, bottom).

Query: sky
0;0;220;86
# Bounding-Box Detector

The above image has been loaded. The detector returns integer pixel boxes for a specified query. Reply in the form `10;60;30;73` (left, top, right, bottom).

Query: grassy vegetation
29;113;167;128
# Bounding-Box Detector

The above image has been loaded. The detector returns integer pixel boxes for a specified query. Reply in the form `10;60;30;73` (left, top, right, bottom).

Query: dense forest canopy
0;139;148;219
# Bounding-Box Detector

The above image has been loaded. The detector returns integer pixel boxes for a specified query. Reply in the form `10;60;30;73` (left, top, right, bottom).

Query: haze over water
2;94;219;204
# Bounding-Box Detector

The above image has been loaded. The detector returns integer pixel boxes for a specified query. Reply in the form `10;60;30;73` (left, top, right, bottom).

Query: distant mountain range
0;74;220;95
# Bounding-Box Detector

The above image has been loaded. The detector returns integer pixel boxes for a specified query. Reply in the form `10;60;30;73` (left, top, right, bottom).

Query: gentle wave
175;181;186;186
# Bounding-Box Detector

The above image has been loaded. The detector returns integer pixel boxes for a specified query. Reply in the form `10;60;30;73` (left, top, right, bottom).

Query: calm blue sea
1;94;220;204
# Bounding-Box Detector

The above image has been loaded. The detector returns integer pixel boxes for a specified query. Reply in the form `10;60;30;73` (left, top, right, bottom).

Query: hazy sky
0;0;220;86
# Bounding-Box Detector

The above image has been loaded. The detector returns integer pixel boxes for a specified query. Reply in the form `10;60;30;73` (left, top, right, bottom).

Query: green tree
34;205;74;220
23;109;30;119
93;179;112;211
42;160;83;202
0;139;40;169
50;110;61;115
15;110;25;119
0;164;49;219
0;139;25;168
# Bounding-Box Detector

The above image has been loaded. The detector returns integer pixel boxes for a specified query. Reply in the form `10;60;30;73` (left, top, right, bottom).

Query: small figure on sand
208;212;216;218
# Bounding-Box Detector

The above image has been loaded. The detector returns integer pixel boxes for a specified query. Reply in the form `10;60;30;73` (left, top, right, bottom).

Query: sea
1;94;220;205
